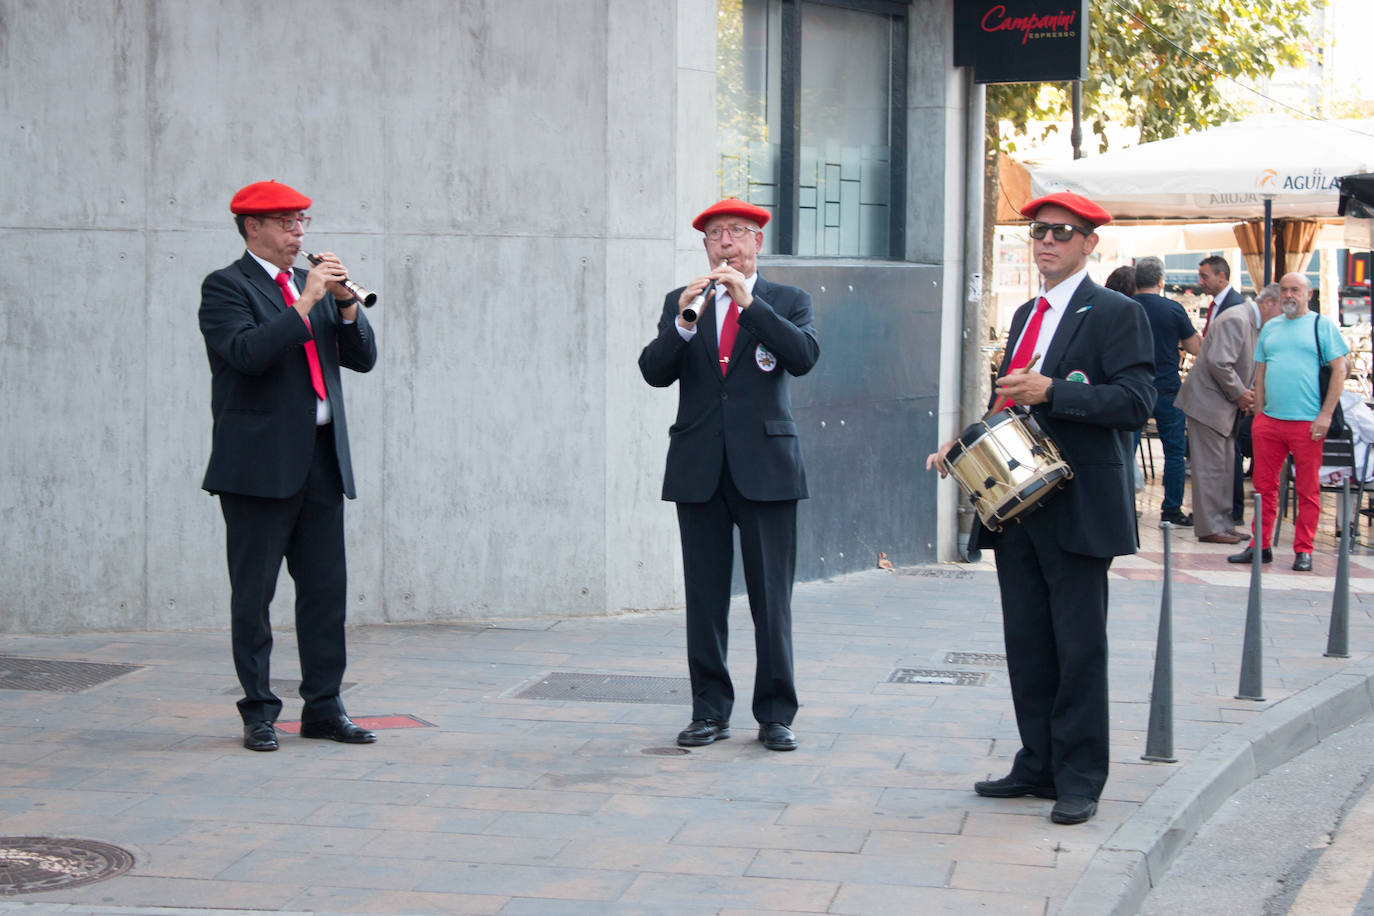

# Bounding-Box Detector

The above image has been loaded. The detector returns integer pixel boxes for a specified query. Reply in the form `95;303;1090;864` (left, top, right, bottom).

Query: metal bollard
1142;521;1177;762
1326;477;1352;659
1236;493;1266;701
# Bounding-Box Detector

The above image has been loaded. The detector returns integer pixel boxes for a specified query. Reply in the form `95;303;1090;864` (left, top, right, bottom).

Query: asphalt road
1139;716;1374;915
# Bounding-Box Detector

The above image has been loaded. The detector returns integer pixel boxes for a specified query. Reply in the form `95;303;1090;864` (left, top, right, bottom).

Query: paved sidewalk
1;504;1373;915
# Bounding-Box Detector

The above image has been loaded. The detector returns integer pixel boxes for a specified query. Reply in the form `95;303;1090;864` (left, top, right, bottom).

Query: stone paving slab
1;500;1373;915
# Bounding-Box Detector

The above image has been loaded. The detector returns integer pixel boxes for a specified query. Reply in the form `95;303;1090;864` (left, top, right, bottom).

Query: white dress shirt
1008;267;1090;367
247;250;336;425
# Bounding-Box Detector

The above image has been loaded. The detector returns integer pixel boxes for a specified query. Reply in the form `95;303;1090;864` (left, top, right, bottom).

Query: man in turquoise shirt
1230;272;1350;571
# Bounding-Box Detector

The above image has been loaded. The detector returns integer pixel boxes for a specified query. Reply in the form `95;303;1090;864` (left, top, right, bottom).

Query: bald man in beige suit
1176;284;1280;542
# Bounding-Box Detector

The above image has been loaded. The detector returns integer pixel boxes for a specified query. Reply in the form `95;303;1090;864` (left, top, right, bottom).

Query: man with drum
927;190;1155;825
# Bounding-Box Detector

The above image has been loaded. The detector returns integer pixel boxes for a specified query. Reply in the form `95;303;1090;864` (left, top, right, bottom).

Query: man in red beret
199;180;379;751
639;198;820;752
927;190;1155;824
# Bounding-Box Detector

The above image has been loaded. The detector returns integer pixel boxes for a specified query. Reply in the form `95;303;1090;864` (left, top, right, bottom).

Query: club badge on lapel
755;344;777;372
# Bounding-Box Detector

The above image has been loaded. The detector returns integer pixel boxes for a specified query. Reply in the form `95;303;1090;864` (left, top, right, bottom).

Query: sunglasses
1028;221;1092;242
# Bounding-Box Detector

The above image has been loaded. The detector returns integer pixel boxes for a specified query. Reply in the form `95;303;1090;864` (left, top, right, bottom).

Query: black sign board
954;1;1088;84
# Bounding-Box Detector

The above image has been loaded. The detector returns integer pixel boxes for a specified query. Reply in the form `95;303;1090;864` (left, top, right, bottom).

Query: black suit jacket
971;278;1155;558
200;253;377;500
639;273;819;503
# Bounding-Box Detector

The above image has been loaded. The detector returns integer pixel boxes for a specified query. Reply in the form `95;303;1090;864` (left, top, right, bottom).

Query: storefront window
716;0;906;258
717;0;781;254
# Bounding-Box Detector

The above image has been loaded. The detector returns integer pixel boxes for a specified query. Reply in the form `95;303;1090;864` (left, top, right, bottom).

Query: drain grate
219;678;356;696
0;837;134;895
516;672;692;705
944;651;1007;667
0;658;140;693
897;566;975;580
888;667;988;686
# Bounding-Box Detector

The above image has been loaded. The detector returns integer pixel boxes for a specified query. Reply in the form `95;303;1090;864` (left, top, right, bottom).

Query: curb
1061;656;1374;916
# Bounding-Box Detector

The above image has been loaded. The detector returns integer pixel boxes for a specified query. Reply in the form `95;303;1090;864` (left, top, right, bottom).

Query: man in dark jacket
1133;255;1200;526
639;198;819;753
200;180;378;752
929;191;1155;825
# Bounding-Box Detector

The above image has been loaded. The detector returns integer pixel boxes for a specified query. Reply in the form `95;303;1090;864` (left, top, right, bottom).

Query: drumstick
988;353;1043;417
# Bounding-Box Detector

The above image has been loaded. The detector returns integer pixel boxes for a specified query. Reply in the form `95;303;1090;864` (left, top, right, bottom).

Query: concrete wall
0;0;965;634
909;0;973;562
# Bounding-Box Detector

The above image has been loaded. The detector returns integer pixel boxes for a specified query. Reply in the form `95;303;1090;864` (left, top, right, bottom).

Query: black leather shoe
1292;552;1313;571
1228;545;1273;564
677;719;730;747
300;715;377;744
758;723;797;752
973;775;1056;799
243;721;278;752
1051;795;1098;825
1160;510;1193;527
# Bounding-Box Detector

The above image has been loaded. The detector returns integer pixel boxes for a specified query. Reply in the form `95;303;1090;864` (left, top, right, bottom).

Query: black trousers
993;523;1111;800
219;425;348;725
675;461;798;726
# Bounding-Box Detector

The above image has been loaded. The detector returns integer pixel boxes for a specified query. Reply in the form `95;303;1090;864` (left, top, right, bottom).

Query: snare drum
945;408;1073;531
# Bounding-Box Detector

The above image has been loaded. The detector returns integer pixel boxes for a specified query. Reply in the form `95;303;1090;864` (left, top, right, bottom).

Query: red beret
230;180;312;215
1020;190;1112;227
692;197;771;232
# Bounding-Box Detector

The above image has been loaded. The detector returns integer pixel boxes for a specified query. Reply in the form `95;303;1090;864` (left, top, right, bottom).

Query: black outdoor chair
1275;432;1369;547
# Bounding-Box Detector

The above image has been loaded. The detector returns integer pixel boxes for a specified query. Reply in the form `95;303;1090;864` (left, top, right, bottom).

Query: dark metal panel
887;12;908;257
777;0;802;254
736;260;945;589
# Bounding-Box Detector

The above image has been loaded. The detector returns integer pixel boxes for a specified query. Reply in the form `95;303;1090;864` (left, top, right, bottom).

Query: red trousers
1251;414;1324;554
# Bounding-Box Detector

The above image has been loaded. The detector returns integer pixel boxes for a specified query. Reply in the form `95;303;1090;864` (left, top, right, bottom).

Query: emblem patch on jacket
1066;370;1090;384
755;344;777;372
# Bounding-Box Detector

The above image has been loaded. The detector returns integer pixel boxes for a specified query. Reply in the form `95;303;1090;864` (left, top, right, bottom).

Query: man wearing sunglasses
200;180;378;752
639;198;819;753
927;190;1155;825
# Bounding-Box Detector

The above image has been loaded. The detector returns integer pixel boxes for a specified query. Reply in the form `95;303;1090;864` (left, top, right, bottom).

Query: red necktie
1202;298;1217;335
718;295;740;377
992;297;1051;412
275;271;327;401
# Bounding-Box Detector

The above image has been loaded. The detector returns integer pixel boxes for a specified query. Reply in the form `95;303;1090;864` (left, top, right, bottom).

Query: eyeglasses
1028;221;1092;242
704;224;760;242
256;214;311;231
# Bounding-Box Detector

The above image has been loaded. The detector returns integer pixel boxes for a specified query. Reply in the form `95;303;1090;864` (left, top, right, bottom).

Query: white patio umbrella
1027;115;1374;222
1025;116;1374;285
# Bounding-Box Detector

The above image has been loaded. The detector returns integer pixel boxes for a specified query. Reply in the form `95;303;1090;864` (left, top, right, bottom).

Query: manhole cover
944;651;1007;667
0;658;140;693
0;837;133;895
897;566;975;580
641;746;691;756
515;672;691;705
888;668;988;686
219;678;356;695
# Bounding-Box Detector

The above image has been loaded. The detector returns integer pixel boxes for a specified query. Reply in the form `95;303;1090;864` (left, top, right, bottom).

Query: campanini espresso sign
955;1;1089;84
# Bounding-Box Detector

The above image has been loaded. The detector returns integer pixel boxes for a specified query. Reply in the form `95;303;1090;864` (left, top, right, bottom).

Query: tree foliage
990;0;1323;152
